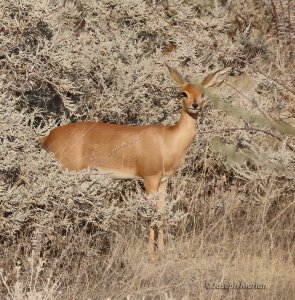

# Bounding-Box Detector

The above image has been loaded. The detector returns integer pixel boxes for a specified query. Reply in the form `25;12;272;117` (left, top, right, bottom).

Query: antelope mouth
188;106;200;114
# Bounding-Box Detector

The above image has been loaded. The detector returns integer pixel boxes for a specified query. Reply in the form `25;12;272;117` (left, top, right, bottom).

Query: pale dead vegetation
1;0;295;299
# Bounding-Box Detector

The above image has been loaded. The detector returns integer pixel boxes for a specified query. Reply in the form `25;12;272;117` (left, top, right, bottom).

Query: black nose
192;103;198;109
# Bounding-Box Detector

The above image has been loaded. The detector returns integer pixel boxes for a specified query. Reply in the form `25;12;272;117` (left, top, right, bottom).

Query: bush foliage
1;0;294;299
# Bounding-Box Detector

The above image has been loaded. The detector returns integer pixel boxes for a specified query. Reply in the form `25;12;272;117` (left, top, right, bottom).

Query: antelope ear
166;64;188;88
201;67;231;88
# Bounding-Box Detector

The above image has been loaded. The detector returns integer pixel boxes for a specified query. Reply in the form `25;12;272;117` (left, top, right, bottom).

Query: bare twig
199;126;295;151
287;0;292;44
224;82;269;118
270;0;280;40
253;67;295;95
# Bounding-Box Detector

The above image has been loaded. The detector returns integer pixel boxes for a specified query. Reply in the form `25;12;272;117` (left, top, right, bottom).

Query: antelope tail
39;135;48;148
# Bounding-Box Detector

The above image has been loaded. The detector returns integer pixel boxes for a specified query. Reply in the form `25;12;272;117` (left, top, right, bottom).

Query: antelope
40;65;231;260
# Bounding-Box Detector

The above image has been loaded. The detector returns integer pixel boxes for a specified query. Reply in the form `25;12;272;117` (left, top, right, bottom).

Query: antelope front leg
157;179;167;254
149;224;156;260
144;175;161;261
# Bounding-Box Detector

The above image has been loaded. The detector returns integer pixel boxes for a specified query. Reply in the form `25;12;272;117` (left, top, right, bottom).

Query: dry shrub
1;0;295;299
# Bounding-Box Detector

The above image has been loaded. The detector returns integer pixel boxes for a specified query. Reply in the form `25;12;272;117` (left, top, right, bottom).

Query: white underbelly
95;167;139;180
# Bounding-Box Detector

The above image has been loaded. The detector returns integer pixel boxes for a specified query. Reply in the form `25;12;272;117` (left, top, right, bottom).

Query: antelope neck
178;109;197;129
173;110;197;140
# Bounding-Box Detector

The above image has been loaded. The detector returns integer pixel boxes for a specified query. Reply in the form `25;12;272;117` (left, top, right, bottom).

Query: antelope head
166;64;231;119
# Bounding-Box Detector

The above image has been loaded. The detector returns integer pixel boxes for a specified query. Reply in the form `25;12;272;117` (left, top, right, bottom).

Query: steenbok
40;65;231;260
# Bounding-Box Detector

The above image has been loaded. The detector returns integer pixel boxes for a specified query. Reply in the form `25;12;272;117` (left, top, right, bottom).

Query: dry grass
1;0;295;299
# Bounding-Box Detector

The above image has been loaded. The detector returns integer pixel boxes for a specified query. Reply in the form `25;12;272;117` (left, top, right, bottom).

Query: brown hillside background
0;0;294;299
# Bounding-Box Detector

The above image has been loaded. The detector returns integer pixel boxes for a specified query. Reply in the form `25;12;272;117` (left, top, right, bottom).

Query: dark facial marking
191;103;198;109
